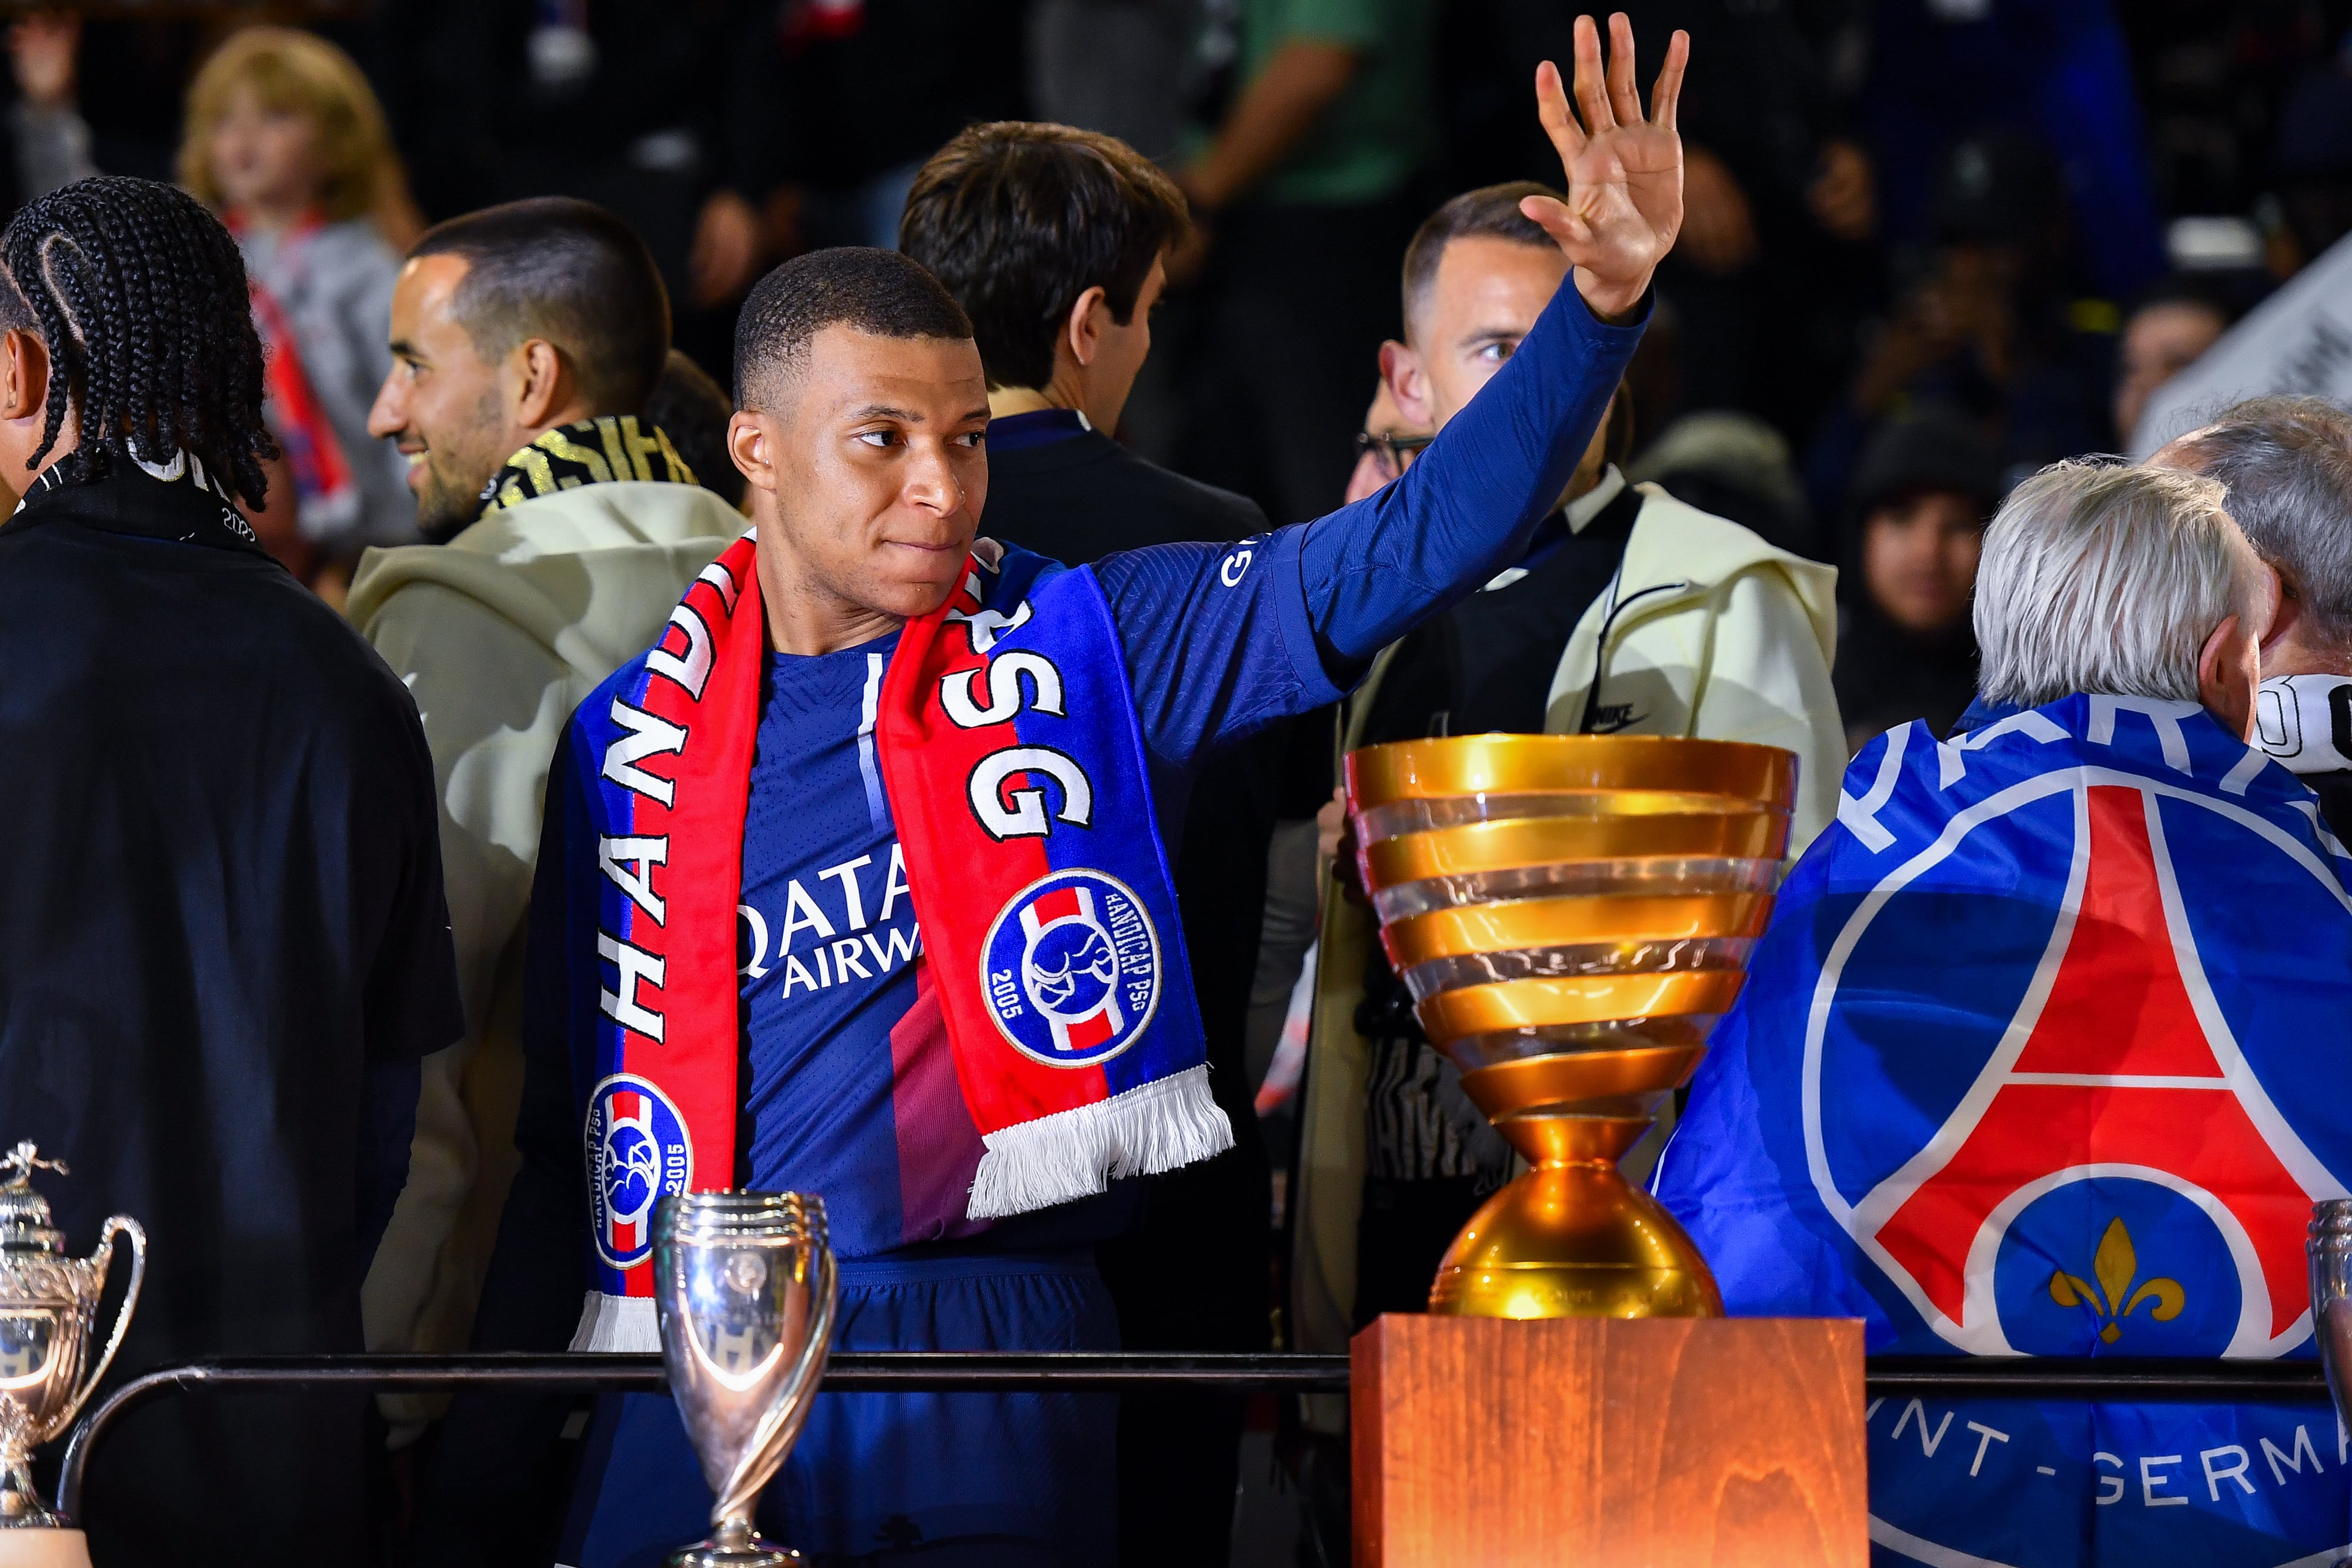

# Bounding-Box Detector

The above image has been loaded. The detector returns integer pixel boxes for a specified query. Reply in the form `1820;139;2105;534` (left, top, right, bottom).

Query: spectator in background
1806;133;2104;524
1862;0;2163;302
344;200;741;1491
689;0;1029;309
353;0;733;364
181;27;419;590
2113;279;2237;448
4;11;95;206
0;176;460;1568
1832;408;2003;750
1488;0;1879;441
2156;395;2352;837
901;120;1275;1568
1025;0;1202;163
1170;0;1439;523
644;346;746;511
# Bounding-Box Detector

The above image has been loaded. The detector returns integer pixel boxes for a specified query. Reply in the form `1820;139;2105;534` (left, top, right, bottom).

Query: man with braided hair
0;176;463;1562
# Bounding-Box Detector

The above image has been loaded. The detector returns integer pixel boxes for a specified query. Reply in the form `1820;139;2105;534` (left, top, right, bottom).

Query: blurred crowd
9;1;2351;748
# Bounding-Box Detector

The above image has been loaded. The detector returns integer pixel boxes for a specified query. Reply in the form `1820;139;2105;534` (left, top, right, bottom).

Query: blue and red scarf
575;534;1229;1315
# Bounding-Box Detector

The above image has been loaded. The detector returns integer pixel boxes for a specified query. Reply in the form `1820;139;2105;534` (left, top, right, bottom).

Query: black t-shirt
0;460;462;1560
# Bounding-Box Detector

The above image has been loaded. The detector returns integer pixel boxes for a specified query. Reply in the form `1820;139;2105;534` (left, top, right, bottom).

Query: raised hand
1520;14;1688;322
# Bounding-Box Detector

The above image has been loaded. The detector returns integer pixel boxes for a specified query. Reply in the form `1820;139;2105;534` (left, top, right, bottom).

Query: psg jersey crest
585;1074;694;1269
980;868;1162;1068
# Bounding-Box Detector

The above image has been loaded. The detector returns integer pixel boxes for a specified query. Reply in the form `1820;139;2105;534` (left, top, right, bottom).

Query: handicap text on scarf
1653;694;2352;1567
570;533;1230;1315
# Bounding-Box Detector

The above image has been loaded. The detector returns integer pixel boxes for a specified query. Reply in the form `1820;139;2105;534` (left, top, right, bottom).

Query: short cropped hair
733;247;972;412
1400;182;1559;337
1975;461;2267;709
409;198;669;414
900;122;1190;392
2164;395;2352;661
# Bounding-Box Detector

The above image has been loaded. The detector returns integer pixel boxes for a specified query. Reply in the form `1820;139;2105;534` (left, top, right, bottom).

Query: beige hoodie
347;476;741;1388
1288;479;1840;1429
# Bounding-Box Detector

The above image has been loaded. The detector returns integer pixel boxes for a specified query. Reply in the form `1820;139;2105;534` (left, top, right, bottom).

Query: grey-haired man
2156;394;2352;837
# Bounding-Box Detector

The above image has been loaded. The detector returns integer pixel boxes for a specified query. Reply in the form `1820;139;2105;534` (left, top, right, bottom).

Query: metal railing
54;1349;2333;1519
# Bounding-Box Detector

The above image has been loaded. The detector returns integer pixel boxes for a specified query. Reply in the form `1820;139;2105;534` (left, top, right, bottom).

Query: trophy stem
1426;1079;1724;1319
0;1446;61;1529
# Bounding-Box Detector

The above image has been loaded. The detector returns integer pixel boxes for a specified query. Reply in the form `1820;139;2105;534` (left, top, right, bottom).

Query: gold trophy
1345;735;1795;1319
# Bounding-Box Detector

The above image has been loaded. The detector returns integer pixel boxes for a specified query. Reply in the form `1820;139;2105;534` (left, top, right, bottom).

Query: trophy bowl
1345;734;1796;1319
0;1143;145;1534
653;1191;836;1568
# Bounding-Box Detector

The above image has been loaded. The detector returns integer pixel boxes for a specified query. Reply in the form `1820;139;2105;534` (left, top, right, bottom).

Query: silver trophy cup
2313;1201;2352;1567
0;1143;145;1530
653;1192;836;1567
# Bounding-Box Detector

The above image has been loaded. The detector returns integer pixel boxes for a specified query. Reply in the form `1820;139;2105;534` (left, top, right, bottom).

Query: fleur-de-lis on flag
2049;1216;2186;1345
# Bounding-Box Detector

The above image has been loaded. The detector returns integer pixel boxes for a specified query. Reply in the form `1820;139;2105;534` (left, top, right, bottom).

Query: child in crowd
180;27;420;593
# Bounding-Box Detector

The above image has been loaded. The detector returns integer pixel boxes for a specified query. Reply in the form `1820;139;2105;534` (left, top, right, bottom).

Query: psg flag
1655;694;2352;1567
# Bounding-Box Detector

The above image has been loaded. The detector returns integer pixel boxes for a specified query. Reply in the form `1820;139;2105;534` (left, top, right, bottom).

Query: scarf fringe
569;1290;658;1352
966;1064;1235;1220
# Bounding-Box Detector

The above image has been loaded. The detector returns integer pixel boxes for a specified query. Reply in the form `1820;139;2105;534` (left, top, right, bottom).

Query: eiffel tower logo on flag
1828;781;2346;1357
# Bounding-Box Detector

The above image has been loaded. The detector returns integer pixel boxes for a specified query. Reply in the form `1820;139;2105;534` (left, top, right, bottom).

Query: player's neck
754;537;907;657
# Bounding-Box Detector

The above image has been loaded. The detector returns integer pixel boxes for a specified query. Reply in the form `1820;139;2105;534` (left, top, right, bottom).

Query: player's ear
0;327;47;421
729;409;779;497
1066;285;1108;370
2197;611;2260;744
1382;339;1432;429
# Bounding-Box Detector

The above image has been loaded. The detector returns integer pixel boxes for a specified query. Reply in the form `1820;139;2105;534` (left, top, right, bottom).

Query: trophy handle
708;1242;838;1532
66;1216;146;1426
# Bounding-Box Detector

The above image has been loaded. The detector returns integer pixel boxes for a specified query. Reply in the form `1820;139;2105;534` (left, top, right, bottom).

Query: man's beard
413;392;508;544
415;462;483;544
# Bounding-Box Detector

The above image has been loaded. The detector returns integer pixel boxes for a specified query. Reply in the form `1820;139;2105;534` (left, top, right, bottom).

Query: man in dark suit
902;123;1280;1568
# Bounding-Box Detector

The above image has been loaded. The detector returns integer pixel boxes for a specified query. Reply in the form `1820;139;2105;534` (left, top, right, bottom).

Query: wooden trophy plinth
0;1530;91;1568
1351;1315;1867;1567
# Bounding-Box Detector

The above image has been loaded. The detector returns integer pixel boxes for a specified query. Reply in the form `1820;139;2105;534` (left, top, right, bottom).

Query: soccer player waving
479;16;1688;1562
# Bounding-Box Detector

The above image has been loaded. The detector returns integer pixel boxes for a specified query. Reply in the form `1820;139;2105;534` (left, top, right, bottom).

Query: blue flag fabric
1655;694;2352;1567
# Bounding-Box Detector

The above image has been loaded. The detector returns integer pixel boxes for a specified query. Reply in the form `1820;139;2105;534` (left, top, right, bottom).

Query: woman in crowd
2111;276;2237;449
1832;406;2004;749
179;26;420;593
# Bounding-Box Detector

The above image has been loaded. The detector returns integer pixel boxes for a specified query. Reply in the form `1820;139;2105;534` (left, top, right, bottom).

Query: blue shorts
557;1252;1119;1567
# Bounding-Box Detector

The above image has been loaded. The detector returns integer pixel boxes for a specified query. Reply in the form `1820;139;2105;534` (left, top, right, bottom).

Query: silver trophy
653;1192;836;1567
2313;1201;2352;1568
0;1143;145;1530
2313;1201;2352;1401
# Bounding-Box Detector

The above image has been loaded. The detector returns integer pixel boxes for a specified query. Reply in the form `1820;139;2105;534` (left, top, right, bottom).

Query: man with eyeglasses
1345;410;1432;503
1289;182;1846;1477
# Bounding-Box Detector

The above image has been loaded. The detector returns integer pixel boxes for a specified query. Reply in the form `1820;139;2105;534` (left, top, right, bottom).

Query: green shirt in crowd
1237;0;1436;206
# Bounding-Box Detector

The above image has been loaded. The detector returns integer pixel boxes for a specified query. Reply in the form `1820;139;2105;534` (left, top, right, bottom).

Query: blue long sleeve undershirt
1093;276;1647;778
1299;280;1646;666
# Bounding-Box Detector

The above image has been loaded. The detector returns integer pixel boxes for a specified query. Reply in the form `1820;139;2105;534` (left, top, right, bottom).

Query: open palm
1522;14;1689;321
